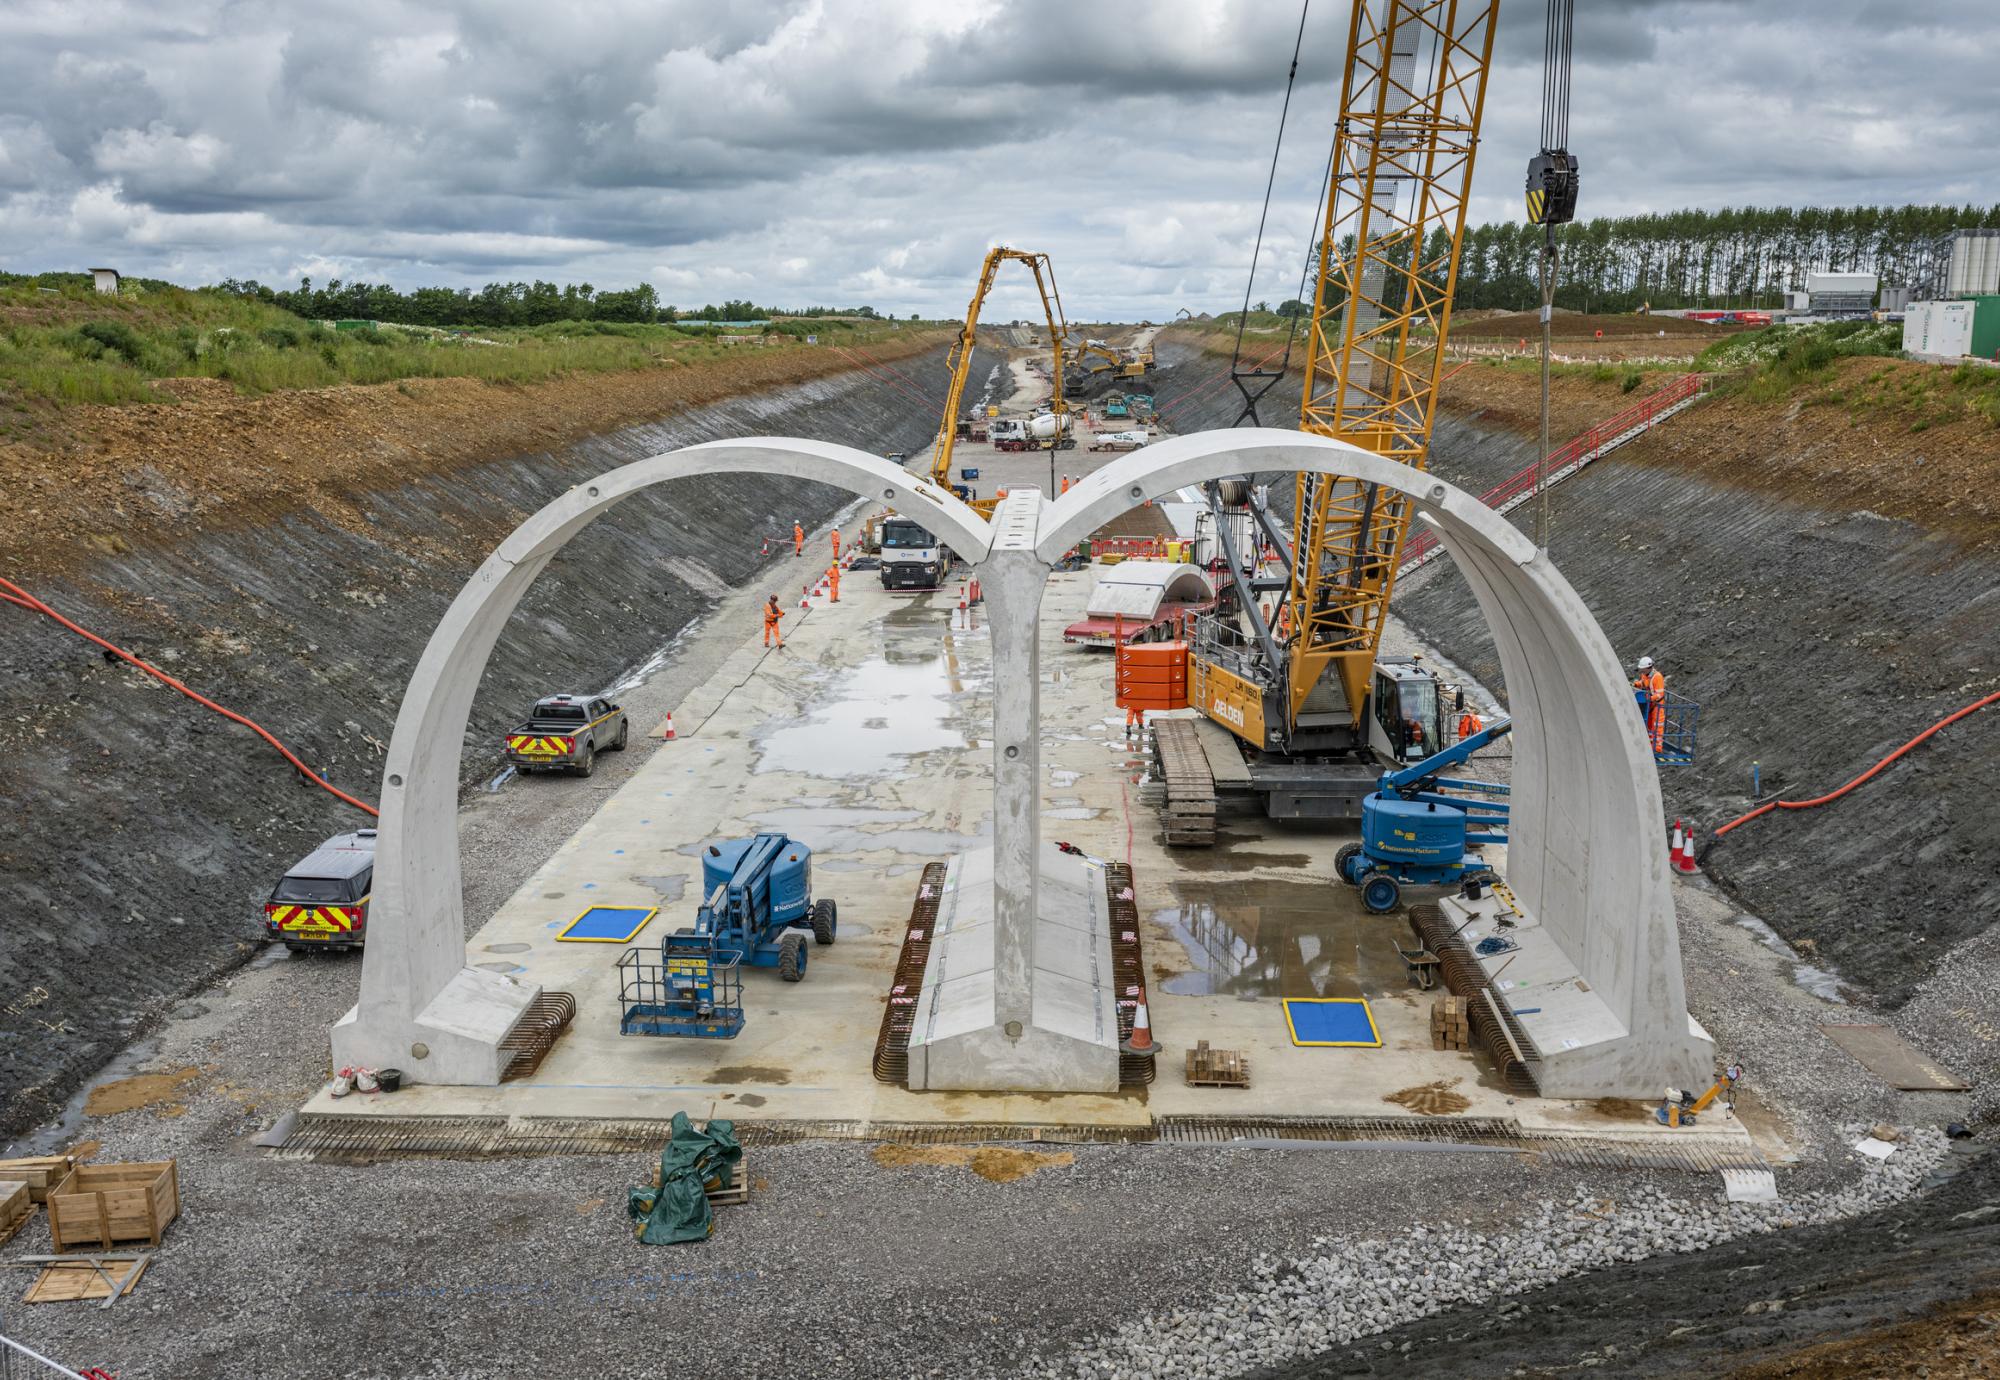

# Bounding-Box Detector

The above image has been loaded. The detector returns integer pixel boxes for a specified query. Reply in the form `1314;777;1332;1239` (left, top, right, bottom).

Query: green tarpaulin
626;1111;744;1245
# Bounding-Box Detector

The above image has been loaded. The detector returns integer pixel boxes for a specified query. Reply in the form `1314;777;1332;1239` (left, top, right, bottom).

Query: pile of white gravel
1042;1128;1947;1379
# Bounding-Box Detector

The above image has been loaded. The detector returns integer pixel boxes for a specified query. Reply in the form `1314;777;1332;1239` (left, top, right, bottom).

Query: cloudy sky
1;0;1993;319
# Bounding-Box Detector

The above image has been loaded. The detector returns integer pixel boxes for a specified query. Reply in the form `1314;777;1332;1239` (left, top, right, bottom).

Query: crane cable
0;574;380;818
1708;690;1999;845
1229;0;1312;381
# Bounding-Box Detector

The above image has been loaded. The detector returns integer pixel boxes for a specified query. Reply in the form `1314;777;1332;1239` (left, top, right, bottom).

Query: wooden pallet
23;1256;148;1305
1431;996;1472;1052
1185;1040;1250;1088
650;1156;750;1207
706;1160;750;1208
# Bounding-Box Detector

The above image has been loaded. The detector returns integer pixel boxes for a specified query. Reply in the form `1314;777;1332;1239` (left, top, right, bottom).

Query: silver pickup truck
503;693;630;777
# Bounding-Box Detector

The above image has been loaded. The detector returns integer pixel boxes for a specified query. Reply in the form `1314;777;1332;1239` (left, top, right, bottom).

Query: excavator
1154;0;1563;845
1065;337;1155;397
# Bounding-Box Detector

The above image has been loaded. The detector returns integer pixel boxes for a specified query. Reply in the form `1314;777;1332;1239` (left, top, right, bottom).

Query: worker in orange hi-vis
793;521;804;557
827;561;841;603
763;595;786;649
1633;655;1666;751
830;528;841;562
1457;709;1483;742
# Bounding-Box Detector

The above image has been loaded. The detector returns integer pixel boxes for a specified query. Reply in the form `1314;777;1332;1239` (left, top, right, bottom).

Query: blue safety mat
1283;998;1382;1048
557;905;658;943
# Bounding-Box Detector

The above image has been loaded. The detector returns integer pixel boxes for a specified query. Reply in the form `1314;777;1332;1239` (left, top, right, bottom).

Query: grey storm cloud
0;0;1994;318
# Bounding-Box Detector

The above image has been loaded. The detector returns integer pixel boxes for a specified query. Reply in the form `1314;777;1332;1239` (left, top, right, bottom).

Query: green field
0;274;916;411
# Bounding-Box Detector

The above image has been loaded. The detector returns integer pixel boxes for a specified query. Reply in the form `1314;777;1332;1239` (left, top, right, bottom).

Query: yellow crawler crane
1169;0;1498;838
928;247;1072;517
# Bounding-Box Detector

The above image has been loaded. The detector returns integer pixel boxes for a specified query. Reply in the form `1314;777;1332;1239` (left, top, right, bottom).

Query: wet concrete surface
1157;879;1408;1002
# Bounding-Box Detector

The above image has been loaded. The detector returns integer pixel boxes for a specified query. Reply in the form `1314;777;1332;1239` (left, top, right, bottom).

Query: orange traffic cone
1679;829;1699;875
1670;818;1685;861
969;578;981;605
1122;1001;1157;1056
664;713;676;740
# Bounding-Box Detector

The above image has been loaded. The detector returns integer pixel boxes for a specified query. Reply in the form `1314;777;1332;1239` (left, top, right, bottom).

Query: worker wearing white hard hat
1633;656;1666;752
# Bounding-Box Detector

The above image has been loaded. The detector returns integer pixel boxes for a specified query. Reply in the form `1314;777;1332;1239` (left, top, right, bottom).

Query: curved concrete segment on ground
330;439;991;1084
333;428;1710;1099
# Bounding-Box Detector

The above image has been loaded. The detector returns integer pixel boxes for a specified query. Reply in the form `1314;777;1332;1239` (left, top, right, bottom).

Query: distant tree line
1443;202;2000;312
209;277;884;328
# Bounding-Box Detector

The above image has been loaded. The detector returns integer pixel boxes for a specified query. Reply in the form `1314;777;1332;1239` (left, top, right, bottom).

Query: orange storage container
1115;642;1190;712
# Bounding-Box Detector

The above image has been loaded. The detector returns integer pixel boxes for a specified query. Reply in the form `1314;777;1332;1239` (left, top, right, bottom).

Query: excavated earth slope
0;340;986;1138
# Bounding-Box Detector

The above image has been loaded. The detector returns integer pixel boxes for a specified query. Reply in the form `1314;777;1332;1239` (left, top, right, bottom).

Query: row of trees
1448;203;2000;312
210;278;884;329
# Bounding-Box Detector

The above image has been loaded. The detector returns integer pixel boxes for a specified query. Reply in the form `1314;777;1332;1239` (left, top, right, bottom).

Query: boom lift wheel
574;744;596;778
778;931;808;982
1360;871;1402;915
1335;842;1365;884
811;898;838;945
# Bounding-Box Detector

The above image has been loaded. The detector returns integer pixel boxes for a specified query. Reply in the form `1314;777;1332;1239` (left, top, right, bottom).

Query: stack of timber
1431;996;1472;1052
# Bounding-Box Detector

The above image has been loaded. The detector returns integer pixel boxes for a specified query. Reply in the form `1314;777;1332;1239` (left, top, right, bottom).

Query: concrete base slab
297;497;1749;1162
906;845;1120;1093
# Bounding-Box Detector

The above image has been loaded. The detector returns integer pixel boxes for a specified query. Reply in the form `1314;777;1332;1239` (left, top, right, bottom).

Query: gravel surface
1048;1132;1947;1379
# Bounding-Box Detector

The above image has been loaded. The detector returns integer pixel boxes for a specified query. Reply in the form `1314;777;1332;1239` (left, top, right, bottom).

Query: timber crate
0;1181;29;1248
47;1160;179;1251
0;1155;74;1204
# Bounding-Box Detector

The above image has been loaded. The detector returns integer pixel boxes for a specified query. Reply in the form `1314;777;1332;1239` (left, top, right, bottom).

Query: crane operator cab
1367;659;1446;766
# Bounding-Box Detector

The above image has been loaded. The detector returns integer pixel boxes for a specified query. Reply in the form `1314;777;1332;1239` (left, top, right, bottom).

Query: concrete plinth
905;845;1120;1092
1434;888;1713;1096
331;967;540;1085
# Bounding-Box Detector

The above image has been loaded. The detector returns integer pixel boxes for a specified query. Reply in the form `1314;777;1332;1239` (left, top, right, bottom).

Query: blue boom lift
618;833;837;1039
1336;719;1514;914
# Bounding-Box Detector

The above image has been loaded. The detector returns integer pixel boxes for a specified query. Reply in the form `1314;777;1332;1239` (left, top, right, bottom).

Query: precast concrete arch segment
330;439;992;1084
1039;428;1711;1094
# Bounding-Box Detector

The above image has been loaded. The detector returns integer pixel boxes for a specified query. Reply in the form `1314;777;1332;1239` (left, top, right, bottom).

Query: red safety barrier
1403;373;1706;568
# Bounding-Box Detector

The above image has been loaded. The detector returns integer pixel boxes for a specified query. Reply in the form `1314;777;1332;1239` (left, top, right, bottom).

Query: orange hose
0;575;380;818
1711;689;1999;840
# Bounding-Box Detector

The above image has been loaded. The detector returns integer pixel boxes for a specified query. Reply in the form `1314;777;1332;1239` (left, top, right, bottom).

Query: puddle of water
1168;834;1314;873
1730;913;1848;1003
1049;769;1082;788
636;876;688;904
755;653;970;779
1042;807;1099;821
476;961;527;975
1156;879;1406;1000
482;942;532;954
